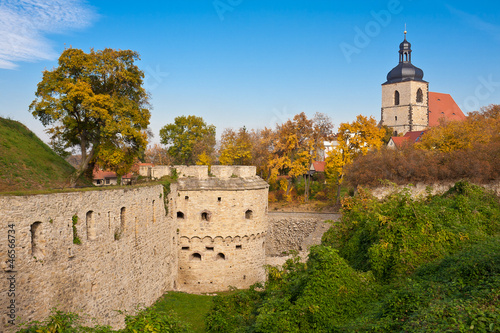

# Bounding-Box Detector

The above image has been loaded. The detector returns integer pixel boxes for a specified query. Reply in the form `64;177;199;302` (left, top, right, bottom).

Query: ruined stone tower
381;32;429;136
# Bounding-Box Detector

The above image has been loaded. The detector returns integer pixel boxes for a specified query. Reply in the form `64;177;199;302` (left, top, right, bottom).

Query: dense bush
206;247;376;332
322;181;500;281
346;104;500;188
346;239;500;332
208;181;500;332
345;140;500;187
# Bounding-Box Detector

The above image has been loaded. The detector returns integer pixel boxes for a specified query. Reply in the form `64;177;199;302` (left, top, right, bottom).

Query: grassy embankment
0;117;76;192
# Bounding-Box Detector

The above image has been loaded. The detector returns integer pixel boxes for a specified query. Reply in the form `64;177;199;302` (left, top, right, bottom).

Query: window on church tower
394;91;400;105
416;88;423;103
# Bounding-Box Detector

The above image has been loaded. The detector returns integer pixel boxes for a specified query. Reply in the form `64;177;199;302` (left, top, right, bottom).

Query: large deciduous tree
325;115;384;203
265;112;334;200
30;48;151;186
267;112;314;195
159;115;216;165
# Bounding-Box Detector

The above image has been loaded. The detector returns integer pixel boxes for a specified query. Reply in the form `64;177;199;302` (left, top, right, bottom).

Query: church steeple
399;30;411;63
383;31;425;85
381;30;430;136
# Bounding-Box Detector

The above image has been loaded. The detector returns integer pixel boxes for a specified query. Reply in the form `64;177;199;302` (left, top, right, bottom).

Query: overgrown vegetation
346;104;500;187
72;215;81;245
0;117;82;192
161;169;178;215
345;142;500;187
206;181;500;332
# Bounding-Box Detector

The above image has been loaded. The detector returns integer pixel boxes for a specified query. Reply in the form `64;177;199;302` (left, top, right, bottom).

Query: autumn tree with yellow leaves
418;104;500;152
219;127;252;165
325;115;384;203
265;112;334;200
30;48;151;186
344;105;500;187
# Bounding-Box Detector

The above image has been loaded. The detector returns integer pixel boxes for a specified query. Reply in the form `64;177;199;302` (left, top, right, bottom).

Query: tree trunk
286;178;292;197
304;174;310;202
336;180;342;205
69;145;94;188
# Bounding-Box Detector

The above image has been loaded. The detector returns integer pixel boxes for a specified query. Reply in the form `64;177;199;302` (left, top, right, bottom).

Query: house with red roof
387;130;427;149
309;161;326;174
93;169;133;186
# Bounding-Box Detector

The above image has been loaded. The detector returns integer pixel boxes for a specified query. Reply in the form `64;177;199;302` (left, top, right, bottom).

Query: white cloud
0;0;97;69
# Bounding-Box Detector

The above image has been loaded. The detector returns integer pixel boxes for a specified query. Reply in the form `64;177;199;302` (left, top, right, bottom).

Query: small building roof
428;92;466;126
388;130;427;149
310;161;326;172
93;170;117;180
388;136;410;149
93;170;133;180
404;130;427;143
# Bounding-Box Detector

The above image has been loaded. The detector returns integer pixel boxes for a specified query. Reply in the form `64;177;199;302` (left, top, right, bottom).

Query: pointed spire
399;27;411;63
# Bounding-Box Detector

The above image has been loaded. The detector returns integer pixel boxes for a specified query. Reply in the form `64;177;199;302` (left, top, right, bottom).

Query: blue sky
0;0;499;145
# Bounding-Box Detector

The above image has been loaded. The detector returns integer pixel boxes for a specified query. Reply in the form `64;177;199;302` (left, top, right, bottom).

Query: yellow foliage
326;115;384;188
417;104;500;152
219;127;252;165
30;47;151;185
196;151;212;166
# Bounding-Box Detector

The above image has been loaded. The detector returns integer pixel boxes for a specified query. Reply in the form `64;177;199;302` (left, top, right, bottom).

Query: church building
381;32;466;136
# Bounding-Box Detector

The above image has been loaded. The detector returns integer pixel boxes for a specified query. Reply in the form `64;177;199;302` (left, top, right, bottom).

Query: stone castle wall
0;165;271;331
370;181;500;199
266;212;338;257
0;166;339;330
0;185;177;332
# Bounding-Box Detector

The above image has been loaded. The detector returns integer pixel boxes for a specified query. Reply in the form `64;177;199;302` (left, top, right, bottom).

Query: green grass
151;292;215;332
0;117;80;192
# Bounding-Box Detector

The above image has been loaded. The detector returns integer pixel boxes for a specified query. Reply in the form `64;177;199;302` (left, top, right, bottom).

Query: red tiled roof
428;92;466;127
403;130;427;143
311;161;326;172
93;170;117;180
390;136;410;149
389;130;427;149
93;170;133;180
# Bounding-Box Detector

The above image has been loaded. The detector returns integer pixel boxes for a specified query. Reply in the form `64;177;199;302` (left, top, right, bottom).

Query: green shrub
121;306;191;332
323;181;500;282
207;247;376;332
16;306;190;333
205;286;262;333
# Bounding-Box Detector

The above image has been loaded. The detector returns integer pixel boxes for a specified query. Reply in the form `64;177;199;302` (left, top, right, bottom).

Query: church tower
381;31;429;136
